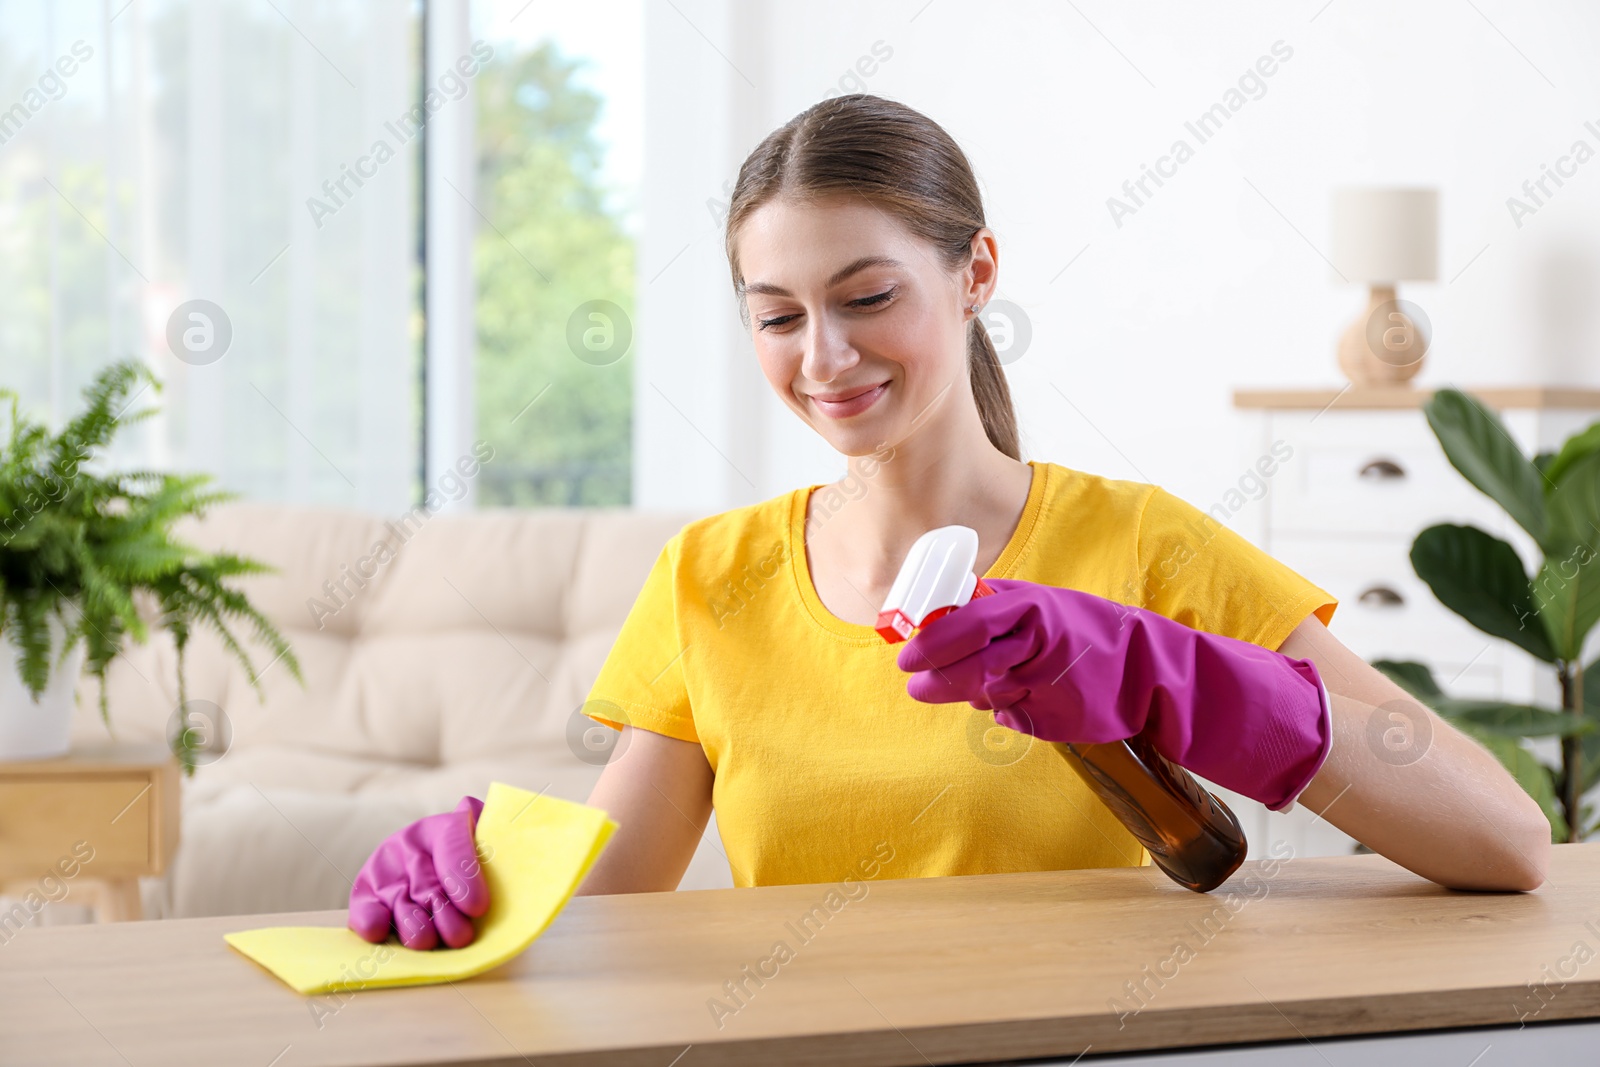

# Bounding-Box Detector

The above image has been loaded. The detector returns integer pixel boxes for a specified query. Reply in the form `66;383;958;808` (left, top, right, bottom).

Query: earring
967;303;981;314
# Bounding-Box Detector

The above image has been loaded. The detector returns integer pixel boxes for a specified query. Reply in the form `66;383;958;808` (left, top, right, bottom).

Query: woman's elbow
1504;814;1553;891
1445;813;1551;892
1503;787;1556;891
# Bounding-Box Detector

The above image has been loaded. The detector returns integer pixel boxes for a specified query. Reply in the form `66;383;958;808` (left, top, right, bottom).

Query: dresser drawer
1271;533;1510;678
1266;410;1511;537
0;778;153;877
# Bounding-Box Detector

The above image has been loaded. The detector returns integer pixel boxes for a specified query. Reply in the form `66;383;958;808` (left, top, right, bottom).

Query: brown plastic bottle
1054;735;1248;893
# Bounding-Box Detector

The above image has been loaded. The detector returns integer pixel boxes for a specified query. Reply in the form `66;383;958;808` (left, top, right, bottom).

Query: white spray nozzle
875;524;993;643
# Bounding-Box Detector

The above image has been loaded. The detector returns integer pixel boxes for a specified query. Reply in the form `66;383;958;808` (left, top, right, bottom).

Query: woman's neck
814;437;1033;591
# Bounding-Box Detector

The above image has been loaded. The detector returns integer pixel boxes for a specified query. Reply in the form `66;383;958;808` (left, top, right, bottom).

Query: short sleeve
1135;486;1337;652
582;534;699;743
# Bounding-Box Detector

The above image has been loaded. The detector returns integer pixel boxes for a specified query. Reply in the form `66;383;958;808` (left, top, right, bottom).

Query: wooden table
4;844;1600;1066
0;742;179;924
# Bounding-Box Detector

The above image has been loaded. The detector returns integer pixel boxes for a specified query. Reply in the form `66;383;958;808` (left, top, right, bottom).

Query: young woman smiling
349;95;1549;951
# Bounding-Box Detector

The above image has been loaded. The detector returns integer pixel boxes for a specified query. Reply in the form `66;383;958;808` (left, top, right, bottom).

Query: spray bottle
876;525;1247;893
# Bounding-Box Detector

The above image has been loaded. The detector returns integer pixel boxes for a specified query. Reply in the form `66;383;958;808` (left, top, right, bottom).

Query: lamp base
1337;284;1429;386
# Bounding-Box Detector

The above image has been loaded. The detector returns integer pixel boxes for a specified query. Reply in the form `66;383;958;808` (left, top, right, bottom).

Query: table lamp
1330;187;1438;385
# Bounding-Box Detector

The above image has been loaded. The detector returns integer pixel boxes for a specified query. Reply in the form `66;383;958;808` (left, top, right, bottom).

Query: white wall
637;0;1600;515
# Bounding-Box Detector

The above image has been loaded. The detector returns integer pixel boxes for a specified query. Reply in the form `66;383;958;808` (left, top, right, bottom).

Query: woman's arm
577;726;716;895
1277;614;1551;891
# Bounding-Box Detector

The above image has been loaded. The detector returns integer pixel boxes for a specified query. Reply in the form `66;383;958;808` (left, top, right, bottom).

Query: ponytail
967;316;1020;460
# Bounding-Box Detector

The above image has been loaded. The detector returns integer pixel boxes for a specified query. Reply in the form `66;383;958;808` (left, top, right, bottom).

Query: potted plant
0;360;302;773
1373;388;1600;842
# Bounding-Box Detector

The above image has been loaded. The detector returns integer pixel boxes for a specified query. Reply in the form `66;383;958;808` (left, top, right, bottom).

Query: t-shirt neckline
788;460;1049;643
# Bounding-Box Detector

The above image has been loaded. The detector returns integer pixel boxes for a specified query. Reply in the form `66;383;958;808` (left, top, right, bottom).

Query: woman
349;95;1548;951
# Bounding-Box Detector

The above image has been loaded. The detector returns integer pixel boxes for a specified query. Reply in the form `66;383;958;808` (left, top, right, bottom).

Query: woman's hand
895;577;1334;812
348;795;491;949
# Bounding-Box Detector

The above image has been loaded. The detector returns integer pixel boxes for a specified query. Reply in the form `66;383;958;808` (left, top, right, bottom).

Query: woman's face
735;196;991;458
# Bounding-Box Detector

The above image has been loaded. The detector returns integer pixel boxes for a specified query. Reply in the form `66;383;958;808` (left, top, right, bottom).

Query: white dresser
1214;385;1600;861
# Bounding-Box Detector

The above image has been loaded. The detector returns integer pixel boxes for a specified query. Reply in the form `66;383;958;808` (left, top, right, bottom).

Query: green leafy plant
0;360;302;774
1373;388;1600;842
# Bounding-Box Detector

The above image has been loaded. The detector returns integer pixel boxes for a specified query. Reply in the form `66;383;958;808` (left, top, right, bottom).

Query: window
466;1;641;506
1;0;641;511
2;1;422;512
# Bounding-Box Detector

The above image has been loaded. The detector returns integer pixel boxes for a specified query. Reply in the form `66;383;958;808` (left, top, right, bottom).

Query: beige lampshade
1330;187;1438;283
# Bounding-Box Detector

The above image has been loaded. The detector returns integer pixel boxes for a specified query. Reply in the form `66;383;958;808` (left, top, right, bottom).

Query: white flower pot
0;624;86;761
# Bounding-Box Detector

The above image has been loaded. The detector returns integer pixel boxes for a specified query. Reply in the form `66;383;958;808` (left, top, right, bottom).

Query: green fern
0;361;303;775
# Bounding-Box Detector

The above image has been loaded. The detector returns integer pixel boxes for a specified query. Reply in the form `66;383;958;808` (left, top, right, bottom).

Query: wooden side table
0;742;179;924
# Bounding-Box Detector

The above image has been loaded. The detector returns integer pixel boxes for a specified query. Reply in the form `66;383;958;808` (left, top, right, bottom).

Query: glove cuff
1266;668;1333;814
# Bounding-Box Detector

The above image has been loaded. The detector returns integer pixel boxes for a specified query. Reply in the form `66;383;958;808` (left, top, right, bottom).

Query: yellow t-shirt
584;460;1337;888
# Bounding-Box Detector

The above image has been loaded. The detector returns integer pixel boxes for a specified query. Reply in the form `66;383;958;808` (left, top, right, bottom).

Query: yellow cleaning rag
224;783;617;995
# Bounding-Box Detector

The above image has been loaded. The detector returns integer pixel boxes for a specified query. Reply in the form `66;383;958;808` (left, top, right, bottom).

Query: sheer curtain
0;0;420;513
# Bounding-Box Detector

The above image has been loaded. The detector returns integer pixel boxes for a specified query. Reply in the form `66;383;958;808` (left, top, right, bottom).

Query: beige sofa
64;501;735;920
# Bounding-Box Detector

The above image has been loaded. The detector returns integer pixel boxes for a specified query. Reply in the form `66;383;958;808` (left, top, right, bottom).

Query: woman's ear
964;226;999;309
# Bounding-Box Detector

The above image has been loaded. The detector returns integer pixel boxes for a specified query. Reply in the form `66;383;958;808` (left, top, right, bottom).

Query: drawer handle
1358;458;1406;480
1357;584;1405;607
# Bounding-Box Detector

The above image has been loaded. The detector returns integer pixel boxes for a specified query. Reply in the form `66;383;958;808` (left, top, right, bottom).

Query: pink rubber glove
348;795;490;949
897;578;1332;812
